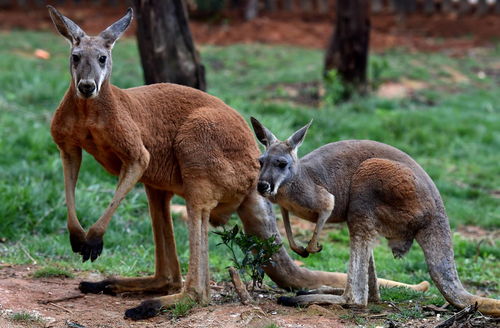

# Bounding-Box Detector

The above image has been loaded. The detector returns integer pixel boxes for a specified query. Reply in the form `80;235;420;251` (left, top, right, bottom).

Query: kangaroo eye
72;54;80;63
99;56;107;64
277;161;287;169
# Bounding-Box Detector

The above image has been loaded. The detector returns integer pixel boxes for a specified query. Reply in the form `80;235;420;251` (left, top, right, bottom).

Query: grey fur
250;117;500;315
47;6;133;99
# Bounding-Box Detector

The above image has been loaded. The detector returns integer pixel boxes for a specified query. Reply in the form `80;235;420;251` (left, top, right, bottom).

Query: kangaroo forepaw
80;237;104;262
306;242;322;254
125;299;163;320
79;279;116;295
292;246;310;258
69;232;86;254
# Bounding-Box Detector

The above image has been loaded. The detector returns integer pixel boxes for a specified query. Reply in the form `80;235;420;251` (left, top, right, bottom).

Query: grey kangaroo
250;117;500;316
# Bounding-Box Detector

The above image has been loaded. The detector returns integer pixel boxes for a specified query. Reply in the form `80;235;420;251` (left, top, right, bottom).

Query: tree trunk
132;0;206;91
324;0;370;98
245;0;259;20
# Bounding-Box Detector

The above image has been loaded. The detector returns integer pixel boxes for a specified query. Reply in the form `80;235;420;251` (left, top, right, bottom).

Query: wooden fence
1;0;500;16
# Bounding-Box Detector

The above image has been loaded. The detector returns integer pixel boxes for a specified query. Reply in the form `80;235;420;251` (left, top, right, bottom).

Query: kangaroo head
250;117;311;197
47;6;133;99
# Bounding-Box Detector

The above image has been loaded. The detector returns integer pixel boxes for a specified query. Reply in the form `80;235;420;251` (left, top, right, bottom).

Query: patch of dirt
376;78;428;99
1;5;500;52
267;81;323;107
0;265;347;328
456;225;500;241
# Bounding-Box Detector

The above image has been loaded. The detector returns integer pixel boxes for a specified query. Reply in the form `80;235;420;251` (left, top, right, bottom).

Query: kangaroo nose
257;181;271;194
78;80;96;97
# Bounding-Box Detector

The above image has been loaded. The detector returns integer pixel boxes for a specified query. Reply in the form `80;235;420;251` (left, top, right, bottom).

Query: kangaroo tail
416;213;500;316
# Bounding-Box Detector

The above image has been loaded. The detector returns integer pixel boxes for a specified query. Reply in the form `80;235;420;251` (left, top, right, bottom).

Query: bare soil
1;5;500;52
0;264;348;328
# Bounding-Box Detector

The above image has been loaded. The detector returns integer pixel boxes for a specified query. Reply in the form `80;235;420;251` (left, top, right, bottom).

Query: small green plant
214;225;282;289
9;311;43;323
339;313;367;325
368;303;385;314
33;265;74;278
323;69;346;105
264;324;280;328
380;286;424;303
387;305;425;321
169;297;197;319
369;56;390;90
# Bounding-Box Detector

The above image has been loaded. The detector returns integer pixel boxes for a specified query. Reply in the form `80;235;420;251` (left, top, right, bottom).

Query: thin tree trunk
132;0;206;90
245;0;259;20
324;0;370;98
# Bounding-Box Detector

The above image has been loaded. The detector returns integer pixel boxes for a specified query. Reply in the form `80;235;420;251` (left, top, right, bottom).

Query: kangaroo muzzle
77;79;97;98
257;181;273;196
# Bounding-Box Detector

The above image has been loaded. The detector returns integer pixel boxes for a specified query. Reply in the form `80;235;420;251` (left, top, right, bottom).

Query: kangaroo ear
287;120;312;150
47;5;86;45
250;117;278;148
99;8;133;48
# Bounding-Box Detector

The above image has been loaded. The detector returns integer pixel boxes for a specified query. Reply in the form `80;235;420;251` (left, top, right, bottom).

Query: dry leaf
34;49;50;60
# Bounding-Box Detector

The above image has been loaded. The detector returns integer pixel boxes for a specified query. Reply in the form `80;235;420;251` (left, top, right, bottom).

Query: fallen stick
38;294;84;304
48;302;72;314
228;267;253;305
434;303;478;328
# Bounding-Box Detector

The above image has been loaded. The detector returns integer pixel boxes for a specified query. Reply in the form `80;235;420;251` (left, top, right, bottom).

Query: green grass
168;297;198;319
263;324;280;328
32;265;74;278
8;311;43;323
0;30;498;321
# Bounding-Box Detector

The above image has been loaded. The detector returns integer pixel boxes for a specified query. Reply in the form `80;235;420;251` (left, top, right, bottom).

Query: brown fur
47;6;431;320
251;118;500;316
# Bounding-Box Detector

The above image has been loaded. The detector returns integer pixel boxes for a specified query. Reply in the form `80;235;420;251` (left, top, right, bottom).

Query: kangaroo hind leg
341;226;376;306
367;251;380;302
125;183;216;320
80;187;182;295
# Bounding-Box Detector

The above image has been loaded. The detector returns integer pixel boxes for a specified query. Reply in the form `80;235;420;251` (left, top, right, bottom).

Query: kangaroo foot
124;293;193;320
278;294;346;307
291;245;310;258
305;241;322;254
124;299;163;320
296;287;344;296
278;296;302;307
79;279;116;295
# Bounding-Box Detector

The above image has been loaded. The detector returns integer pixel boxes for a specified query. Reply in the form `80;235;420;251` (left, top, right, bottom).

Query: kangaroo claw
69;231;86;254
80;237;104;262
306;242;322;254
292;246;310;258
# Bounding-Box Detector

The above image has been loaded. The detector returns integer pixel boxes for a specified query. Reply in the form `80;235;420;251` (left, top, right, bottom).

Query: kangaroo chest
275;183;345;224
78;126;122;176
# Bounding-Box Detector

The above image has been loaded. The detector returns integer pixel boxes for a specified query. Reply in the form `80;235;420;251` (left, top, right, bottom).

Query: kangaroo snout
78;80;96;98
257;181;272;195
